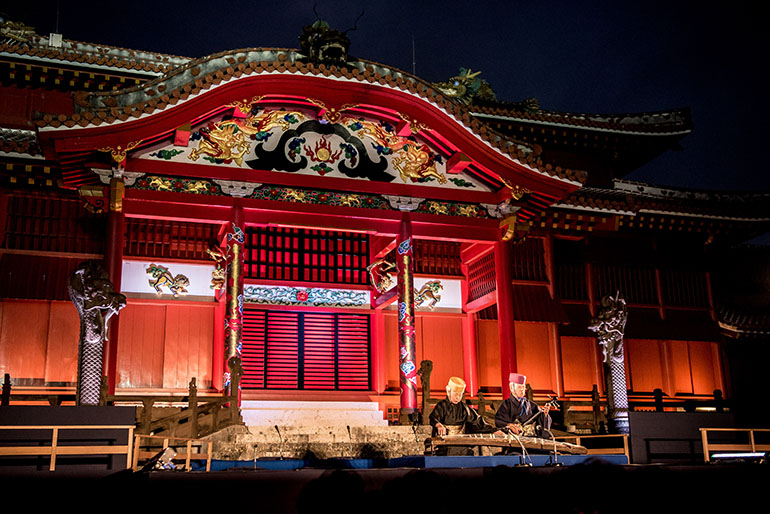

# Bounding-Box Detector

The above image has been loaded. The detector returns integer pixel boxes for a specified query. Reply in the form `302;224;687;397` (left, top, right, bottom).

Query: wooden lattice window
124;219;219;260
595;264;657;305
244;227;369;285
661;269;710;308
2;193;104;254
467;250;496;303
241;309;370;391
413;240;462;276
510;237;547;282
555;238;588;301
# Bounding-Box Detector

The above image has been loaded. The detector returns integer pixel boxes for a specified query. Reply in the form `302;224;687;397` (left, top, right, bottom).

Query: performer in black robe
429;376;493;455
495;372;552;438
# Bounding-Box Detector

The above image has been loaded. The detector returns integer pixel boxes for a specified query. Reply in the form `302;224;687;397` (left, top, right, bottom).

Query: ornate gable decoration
136;99;488;190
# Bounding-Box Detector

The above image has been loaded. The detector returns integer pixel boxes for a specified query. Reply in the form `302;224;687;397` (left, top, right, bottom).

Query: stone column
397;213;417;423
495;235;518;391
103;178;125;395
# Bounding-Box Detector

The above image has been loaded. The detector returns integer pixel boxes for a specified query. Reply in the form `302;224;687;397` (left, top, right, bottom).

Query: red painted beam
372;288;397;309
464;291;497;314
125;158;498;205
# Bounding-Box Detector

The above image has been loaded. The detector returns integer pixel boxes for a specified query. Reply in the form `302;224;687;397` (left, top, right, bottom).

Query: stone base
206;424;432;461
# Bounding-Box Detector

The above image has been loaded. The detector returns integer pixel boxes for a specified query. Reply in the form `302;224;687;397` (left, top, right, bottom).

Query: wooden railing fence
700;428;770;463
0;424;134;471
1;359;243;439
132;433;213;471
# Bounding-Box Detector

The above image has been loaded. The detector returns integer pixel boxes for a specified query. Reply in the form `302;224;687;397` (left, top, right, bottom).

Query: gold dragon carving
342;117;447;184
189;109;306;166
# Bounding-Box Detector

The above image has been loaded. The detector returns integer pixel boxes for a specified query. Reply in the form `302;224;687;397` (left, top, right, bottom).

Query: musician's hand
506;423;522;435
436;423;447;436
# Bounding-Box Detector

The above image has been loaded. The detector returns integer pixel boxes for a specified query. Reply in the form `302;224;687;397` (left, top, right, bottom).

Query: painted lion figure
147;264;190;297
414;280;443;309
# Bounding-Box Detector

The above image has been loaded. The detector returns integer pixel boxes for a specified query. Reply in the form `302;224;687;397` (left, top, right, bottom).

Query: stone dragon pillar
69;261;126;406
589;292;630;434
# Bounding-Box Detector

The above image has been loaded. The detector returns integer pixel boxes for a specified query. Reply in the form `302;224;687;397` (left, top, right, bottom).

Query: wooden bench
0;424;135;471
700;428;770;463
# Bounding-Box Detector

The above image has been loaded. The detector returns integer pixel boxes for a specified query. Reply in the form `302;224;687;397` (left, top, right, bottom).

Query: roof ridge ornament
433;68;496;105
299;11;358;65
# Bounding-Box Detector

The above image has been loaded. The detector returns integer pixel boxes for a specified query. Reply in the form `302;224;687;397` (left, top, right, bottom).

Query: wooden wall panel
514;322;556;393
666;341;693;394
475;319;500;390
44;302;79;383
117;302;165;388
627;339;666;394
560;336;600;393
163;304;215;389
0;300;49;380
420;316;464;392
383;312;465;392
687;341;720;395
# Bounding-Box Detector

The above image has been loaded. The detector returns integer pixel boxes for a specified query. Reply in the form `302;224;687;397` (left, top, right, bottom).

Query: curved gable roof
36;48;585;199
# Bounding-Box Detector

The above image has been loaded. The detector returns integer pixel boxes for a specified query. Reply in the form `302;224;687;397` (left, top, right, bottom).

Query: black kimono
494;396;552;436
429;399;493;455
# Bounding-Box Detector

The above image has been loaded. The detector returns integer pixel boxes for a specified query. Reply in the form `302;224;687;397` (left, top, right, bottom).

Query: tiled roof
471;103;693;136
0;128;41;156
0;33;189;75
719;306;770;337
555;179;770;221
34;48;586;186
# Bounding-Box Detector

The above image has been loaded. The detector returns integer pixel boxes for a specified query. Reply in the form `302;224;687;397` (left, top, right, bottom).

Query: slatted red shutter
241;309;370;390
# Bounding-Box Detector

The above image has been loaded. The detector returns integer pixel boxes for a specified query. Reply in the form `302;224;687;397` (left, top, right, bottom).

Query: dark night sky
5;1;769;192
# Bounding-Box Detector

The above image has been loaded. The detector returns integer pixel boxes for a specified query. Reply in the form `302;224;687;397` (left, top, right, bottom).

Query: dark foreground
3;461;768;513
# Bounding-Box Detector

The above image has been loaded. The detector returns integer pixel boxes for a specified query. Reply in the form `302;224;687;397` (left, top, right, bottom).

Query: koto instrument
425;433;588;455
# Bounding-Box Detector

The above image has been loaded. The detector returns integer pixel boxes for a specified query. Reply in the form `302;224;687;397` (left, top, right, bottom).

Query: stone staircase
240;400;389;427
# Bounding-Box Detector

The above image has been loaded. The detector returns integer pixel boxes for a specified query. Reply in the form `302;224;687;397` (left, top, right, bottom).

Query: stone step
240;401;388;427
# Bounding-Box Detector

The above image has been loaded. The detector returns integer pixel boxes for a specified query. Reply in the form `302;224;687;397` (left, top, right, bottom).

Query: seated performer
495;373;552;438
429;376;494;455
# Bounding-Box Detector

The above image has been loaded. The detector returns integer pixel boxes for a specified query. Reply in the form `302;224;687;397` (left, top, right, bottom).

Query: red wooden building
1;18;768;423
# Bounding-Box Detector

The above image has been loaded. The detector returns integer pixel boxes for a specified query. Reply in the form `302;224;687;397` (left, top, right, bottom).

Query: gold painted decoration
366;258;396;293
500;177;531;200
109;178;125;212
147;176;212;194
78;185;108;214
228;95;265;113
306;98;358;123
499;214;531;243
98;140;142;166
206;245;227;291
392;144;446;184
398;112;430;134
